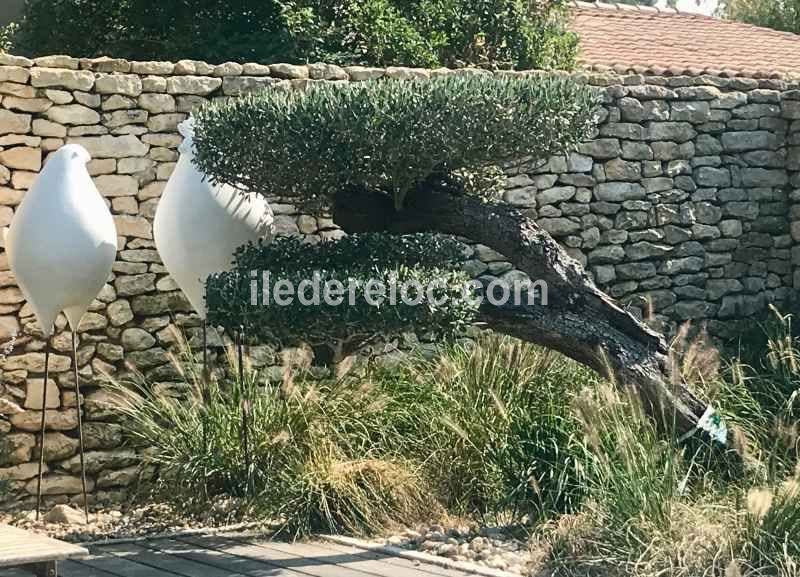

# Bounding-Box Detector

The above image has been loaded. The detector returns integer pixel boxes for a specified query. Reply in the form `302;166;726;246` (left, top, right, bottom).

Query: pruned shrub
205;233;478;361
192;74;597;211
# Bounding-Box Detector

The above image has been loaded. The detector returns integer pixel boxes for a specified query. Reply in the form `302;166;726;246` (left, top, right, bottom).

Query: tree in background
10;0;296;64
0;23;15;53
8;0;577;70
722;0;800;33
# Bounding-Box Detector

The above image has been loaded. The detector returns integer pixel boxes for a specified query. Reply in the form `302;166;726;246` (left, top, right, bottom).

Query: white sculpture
154;117;274;322
5;144;117;521
154;118;273;484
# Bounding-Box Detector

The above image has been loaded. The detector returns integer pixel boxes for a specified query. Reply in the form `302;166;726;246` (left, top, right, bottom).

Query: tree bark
332;184;711;439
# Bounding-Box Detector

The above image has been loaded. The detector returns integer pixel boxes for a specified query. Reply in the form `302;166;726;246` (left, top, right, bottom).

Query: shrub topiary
193;74;596;211
206;233;478;363
9;0;577;70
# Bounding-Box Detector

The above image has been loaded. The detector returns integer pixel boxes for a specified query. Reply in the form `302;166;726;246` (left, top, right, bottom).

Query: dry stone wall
502;76;798;339
0;53;798;508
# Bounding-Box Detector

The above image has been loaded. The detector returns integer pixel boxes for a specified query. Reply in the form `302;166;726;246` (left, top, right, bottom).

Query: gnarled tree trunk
333;183;710;439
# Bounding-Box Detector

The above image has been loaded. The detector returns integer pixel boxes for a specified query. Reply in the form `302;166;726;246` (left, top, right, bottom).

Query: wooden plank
255;541;436;577
244;540;468;577
0;568;35;577
60;559;122;577
180;536;461;577
179;536;392;577
306;541;471;577
76;549;184;577
143;538;311;577
0;526;88;567
176;536;370;577
96;543;247;577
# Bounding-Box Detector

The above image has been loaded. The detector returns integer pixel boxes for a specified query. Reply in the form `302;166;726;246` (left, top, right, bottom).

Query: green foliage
742;481;800;570
11;0;296;64
384;334;594;521
107;332;593;533
193;74;596;211
573;386;686;532
307;0;580;69
107;335;436;536
722;0;800;33
542;314;800;576
106;311;800;571
0;23;17;53
206;233;478;353
9;0;577;70
703;307;800;483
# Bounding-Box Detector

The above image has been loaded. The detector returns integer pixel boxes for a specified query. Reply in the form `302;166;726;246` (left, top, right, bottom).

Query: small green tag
697;405;727;446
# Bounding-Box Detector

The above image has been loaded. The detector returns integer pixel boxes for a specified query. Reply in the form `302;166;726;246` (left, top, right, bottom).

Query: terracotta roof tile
570;1;800;78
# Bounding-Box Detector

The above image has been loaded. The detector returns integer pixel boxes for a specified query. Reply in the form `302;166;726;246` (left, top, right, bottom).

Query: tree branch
332;185;710;438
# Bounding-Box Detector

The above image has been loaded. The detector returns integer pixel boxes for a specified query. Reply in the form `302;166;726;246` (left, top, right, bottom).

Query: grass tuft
100;317;800;575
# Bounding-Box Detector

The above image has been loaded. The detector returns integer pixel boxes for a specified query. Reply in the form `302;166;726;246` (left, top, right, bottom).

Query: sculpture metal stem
201;319;209;459
238;326;251;494
202;319;208;386
35;336;51;521
72;331;89;523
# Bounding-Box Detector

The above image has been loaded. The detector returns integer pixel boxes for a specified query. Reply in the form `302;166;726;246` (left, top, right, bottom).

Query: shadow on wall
0;0;23;28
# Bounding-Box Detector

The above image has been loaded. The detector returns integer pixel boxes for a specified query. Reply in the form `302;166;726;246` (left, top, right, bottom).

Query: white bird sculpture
154;118;273;486
5;144;117;521
154;117;274;366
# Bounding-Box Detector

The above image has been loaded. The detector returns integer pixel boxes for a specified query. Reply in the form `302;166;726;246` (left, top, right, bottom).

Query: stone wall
0;52;798;508
503;76;797;339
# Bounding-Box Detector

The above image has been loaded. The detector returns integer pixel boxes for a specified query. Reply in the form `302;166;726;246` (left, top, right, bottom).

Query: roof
570;1;800;78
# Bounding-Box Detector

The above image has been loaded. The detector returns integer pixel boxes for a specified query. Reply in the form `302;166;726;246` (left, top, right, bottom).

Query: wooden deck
0;534;477;577
0;524;88;577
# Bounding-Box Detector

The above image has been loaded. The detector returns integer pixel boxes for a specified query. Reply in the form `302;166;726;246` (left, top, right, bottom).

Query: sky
666;0;719;15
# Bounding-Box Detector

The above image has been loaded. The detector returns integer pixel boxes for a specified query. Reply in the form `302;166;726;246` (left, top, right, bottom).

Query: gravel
0;499;274;543
379;523;543;576
1;506;541;575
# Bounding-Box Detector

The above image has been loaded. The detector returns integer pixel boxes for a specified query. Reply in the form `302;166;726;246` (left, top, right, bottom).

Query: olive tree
193;74;713;439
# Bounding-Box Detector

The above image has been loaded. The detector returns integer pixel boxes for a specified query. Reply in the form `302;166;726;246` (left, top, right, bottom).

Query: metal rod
72;331;89;523
201;319;208;454
237;325;244;383
35;336;51;521
238;326;251;494
202;318;209;388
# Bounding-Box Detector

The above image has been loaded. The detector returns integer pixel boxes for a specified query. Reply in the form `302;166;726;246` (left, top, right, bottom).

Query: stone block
0;109;31;134
95;74;143;97
24;378;59;410
68;135;149;158
0;147;41;171
30;67;94;91
166;76;222;95
25;474;95;495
